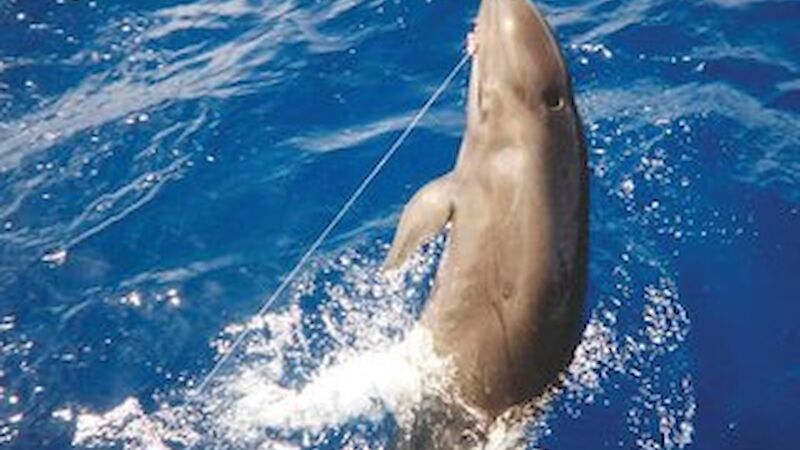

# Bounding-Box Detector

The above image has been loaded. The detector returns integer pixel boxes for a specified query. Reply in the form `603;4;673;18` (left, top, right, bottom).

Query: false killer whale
385;0;588;421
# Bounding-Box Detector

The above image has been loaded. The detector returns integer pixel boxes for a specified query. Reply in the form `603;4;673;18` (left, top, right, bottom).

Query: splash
73;238;453;449
72;231;694;450
218;327;451;438
74;397;198;450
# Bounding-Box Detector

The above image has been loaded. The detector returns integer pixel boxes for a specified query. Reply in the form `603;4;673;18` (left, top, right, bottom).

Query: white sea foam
72;232;694;450
219;326;451;436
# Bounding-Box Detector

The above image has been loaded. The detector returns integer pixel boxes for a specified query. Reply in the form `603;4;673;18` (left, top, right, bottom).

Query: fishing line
188;51;471;403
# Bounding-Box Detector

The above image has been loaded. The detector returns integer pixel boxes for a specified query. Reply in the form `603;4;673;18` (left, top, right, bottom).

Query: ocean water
1;0;798;448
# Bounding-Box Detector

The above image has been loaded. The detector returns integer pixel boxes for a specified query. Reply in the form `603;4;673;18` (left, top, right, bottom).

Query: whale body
385;0;588;420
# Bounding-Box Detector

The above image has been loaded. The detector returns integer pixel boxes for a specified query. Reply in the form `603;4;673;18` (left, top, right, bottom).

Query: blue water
1;0;798;448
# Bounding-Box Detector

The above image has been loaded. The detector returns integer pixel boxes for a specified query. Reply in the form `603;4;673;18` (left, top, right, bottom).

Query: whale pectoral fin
383;175;454;271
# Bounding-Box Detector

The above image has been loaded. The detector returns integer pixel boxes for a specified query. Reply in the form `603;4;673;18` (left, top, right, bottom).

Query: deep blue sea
1;0;798;449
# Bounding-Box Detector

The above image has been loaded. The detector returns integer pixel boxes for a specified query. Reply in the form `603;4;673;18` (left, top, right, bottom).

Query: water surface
0;0;798;449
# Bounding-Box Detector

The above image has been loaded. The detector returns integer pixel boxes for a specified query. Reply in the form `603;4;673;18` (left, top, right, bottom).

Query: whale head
467;0;576;137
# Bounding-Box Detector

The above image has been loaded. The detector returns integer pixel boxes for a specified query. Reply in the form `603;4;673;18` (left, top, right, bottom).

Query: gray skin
384;0;588;420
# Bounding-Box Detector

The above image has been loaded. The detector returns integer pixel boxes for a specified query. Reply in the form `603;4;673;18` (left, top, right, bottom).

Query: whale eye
543;87;565;111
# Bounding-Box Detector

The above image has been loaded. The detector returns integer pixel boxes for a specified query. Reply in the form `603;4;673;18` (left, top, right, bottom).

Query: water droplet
42;249;68;266
52;407;74;421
